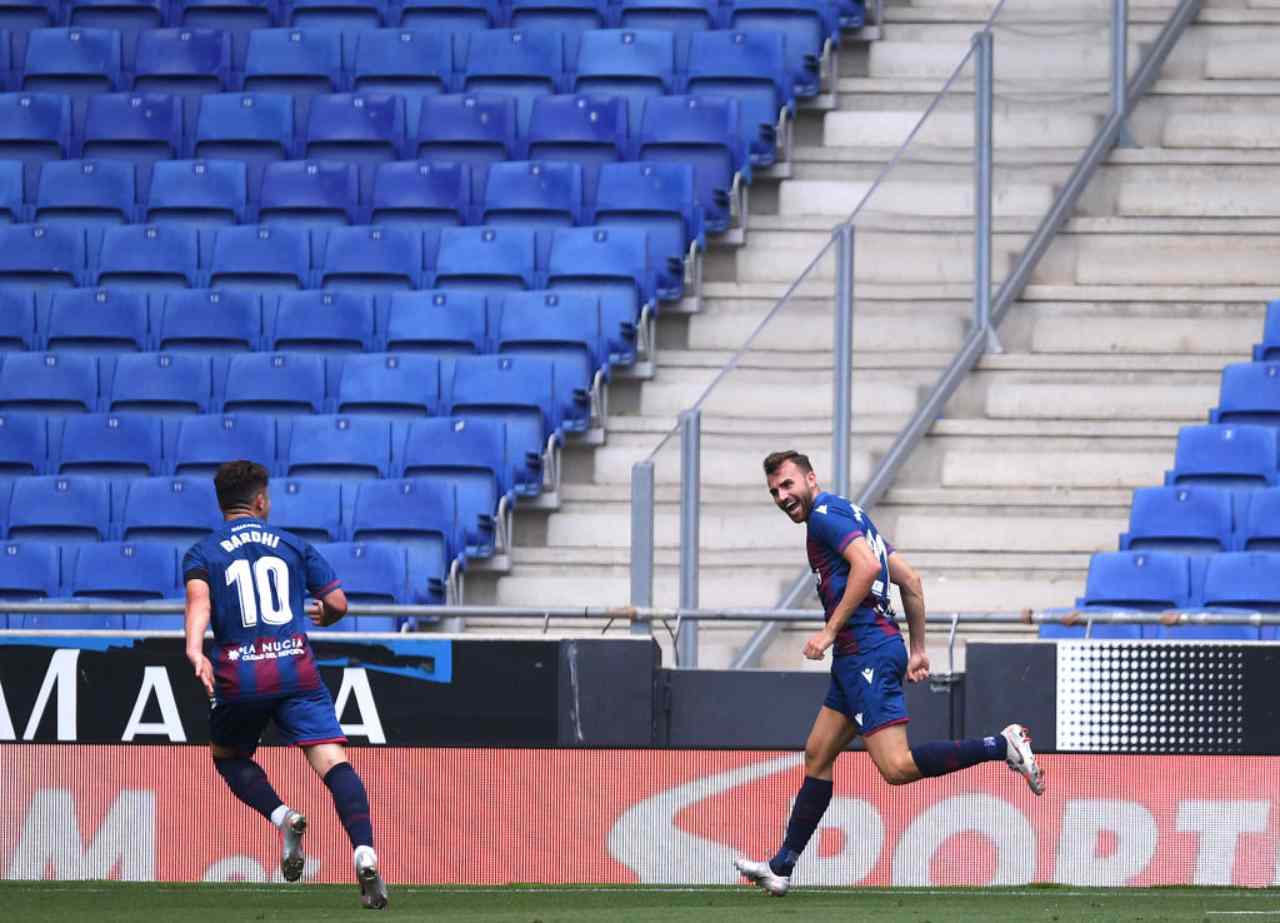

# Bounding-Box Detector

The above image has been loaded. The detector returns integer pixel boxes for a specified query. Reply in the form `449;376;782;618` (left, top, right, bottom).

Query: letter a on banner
334;668;386;744
122;667;187;742
23;649;80;741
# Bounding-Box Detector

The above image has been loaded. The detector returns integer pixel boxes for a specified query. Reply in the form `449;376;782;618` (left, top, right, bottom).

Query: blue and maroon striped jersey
183;516;341;703
805;491;901;656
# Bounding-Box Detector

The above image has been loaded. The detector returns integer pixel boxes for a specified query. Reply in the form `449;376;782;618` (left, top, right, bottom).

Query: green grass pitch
4;881;1280;921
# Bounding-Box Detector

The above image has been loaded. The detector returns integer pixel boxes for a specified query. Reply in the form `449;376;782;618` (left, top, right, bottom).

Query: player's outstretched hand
803;629;835;661
190;655;214;698
306;600;327;626
906;650;930;683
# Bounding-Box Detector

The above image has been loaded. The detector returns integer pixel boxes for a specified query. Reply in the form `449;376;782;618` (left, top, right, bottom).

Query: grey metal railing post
677;409;701;666
832;222;854;498
973;28;1000;354
1112;0;1136;147
629;461;654;637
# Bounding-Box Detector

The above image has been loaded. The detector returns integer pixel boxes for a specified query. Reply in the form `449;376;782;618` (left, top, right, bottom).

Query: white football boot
1002;723;1046;795
354;845;389;910
733;857;790;896
280;810;308;882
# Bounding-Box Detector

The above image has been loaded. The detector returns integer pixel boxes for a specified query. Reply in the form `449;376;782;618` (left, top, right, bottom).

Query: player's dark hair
763;450;812;477
214;460;269;513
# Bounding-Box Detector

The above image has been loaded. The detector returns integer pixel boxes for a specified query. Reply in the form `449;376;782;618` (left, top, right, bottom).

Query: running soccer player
183;460;388;911
734;450;1044;896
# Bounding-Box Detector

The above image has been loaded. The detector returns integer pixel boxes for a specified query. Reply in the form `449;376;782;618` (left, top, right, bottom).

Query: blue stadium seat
617;0;718;48
0;353;97;412
369;160;470;227
1078;550;1191;610
545;227;652;350
434;225;536;291
1164;423;1279;488
65;0;165;51
107;353;213;413
687;30;793;166
285;0;389;29
724;0;835;98
314;541;410;627
526;94;628;205
258;160;360;226
170;413;276;475
1194;552;1280;640
34;159;136;226
268;290;377;352
67;541;177;599
1253;299;1280;362
333;353;440;416
271;477;343;541
0;542;61;604
221;352;325;414
508;0;607;61
118;476;222;543
8;475;111;541
348;477;458;590
94;224;201;289
637;95;748;233
303;93;406;171
0;229;86;294
399;415;508;555
132;28;233;97
0;93;73;196
144;159;248;226
443;354;556;495
461;29;563;133
1210;361;1280;427
22;28;124;99
594;161;702;301
54;413;164;475
572;29;674;136
284;415;394;478
44;288;149;353
242;29;344;109
0;159;24;222
80;93;183;176
0;287;37;349
316;225;423;291
1238;488;1280;551
481;160;584;227
0;413;47;474
154;289;262;352
351;31;452;135
1119;486;1234;555
381;289;487;354
0;0;55;33
397;0;499;32
193;93;296;186
495;290;604;391
174;0;275;61
207;224;312;290
415;94;519;199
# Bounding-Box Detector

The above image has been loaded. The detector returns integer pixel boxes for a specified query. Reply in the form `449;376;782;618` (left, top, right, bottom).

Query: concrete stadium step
822;109;1104;150
777;178;1056;217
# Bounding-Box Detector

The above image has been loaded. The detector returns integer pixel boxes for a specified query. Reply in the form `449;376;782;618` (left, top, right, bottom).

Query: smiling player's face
767;460;818;523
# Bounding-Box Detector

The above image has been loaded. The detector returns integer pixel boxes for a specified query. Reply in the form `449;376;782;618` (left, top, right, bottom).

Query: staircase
464;0;1269;670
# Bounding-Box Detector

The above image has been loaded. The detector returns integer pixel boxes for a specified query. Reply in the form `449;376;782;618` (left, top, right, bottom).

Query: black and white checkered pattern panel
1056;642;1246;754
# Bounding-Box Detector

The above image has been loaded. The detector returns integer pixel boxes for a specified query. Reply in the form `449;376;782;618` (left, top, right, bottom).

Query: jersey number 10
226;556;293;628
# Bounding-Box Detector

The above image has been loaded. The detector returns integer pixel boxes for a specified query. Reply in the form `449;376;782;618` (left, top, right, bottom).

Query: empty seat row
1120;485;1280;554
1164;423;1280;489
0;538;448;628
0;91;750;228
0;223;660;310
1041;550;1280;640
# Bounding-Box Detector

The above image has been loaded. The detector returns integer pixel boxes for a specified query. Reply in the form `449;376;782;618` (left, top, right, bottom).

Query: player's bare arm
888;553;931;683
804;538;882;660
184;578;215;698
307;587;349;628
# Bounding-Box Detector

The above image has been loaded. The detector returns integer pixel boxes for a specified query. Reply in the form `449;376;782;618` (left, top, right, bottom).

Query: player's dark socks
910;735;1007;778
324;762;374;849
769;775;833;876
213;757;285;822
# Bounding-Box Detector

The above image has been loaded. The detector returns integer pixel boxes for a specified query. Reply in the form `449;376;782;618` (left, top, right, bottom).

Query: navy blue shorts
210;685;346;755
824;637;909;737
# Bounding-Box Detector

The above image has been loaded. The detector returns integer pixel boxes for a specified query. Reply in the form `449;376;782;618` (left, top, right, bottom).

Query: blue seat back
146;159;248;226
68;541;176;598
0;413;47;475
133;28;233;96
349;476;459;565
55;413;163;475
0;541;60;599
0;352;97;412
351;30;452;134
370;160;471;226
1241;488;1280;551
119;476;222;543
1079;551;1191;610
0;288;37;349
221;352;326;414
1212;361;1280;427
44;288;149;352
242;27;343;96
1166;423;1278;488
334;353;440;416
171;414;276;475
23;28;123;98
415;94;519;194
8;475;111;541
1119;485;1233;554
317;224;423;291
35;159;136;225
573;29;673;135
81;92;183;170
271;477;344;542
482;159;583;227
435;225;536;290
382;289;487;354
0;93;72;178
304;93;406;166
108;353;213;414
269;290;377;352
156;289;263;352
462;29;563;131
259;159;361;226
525;94;627;202
0;223;84;287
315;540;409;605
285;414;394;478
208;224;312;290
95;223;201;289
194;92;296;179
637;94;745;232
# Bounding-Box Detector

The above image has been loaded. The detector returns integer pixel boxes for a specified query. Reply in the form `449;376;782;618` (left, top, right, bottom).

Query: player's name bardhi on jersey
218;530;281;553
